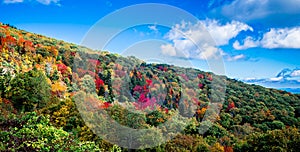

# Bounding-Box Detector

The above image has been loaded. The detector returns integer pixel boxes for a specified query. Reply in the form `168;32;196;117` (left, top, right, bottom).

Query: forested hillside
0;23;299;151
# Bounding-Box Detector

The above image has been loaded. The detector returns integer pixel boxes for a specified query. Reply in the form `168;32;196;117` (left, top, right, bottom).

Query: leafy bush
0;112;102;151
6;68;51;112
237;127;300;152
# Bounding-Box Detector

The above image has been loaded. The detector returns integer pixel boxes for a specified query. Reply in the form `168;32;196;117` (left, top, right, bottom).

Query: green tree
8;68;51;112
0;112;101;151
239;127;300;152
80;74;96;94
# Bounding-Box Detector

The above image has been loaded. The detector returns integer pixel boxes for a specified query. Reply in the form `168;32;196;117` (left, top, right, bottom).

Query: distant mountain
241;68;300;93
0;23;299;151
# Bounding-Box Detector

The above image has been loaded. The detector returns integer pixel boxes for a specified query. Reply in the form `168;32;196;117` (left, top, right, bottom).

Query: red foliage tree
95;78;104;90
101;102;111;109
133;85;143;93
57;63;68;75
180;74;189;82
224;146;233;152
88;59;100;66
198;83;204;89
198;74;204;79
227;101;235;111
207;75;213;81
146;79;152;86
164;108;169;114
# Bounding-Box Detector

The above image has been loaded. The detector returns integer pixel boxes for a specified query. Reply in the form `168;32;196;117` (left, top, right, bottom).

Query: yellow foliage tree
210;142;224;152
51;81;67;97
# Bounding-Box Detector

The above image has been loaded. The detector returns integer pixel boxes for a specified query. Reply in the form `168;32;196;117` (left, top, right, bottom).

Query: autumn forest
0;23;300;151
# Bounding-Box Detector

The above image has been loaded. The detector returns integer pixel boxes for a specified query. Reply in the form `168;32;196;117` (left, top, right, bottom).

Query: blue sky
1;0;300;90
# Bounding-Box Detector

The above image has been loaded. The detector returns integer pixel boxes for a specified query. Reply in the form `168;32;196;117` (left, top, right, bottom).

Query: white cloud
161;19;252;60
3;0;60;5
220;0;300;21
148;25;158;33
201;19;253;46
161;44;176;56
36;0;59;5
197;44;221;59
291;70;300;77
243;77;257;81
234;27;300;49
233;36;259;50
269;77;284;82
226;54;246;61
3;0;23;3
261;27;300;49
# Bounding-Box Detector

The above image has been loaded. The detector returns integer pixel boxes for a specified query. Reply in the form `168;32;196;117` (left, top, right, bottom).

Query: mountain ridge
0;22;299;151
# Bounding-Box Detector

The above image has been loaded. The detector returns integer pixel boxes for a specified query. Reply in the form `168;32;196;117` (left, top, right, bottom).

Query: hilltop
0;23;299;151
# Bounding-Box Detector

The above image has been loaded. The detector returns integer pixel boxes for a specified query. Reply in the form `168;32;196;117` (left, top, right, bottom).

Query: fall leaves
0;22;218;122
51;81;67;97
1;22;300;151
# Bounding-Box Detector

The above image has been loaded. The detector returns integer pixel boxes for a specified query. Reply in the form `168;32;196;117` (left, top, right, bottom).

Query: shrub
0;112;102;151
7;68;51;112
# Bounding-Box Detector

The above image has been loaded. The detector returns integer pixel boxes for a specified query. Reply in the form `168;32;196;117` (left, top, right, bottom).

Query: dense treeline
0;23;299;151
